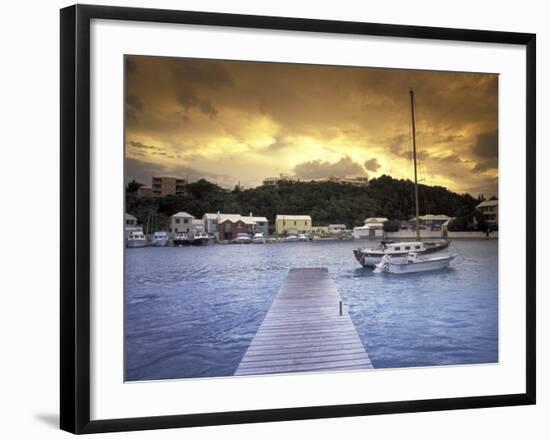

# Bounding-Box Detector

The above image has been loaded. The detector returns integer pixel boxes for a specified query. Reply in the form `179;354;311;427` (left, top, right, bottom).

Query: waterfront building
170;211;195;233
276;214;312;235
407;214;452;231
249;213;269;236
152;176;187;197
204;213;269;241
328;224;347;234
475;199;499;228
354;217;388;238
311;226;329;235
218;214;256;242
203;213;219;238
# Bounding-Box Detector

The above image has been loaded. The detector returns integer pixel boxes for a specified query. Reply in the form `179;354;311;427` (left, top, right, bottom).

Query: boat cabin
384;241;425;253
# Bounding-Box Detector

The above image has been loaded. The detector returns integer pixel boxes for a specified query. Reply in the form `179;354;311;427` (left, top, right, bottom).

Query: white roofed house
170;211;195;234
475;199;498;228
352;217;388;239
249;213;269;236
203;213;219;239
408;214;452;230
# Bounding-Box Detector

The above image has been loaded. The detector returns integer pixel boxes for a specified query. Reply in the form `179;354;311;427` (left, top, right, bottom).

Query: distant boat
152;231;169;247
127;230;147;248
297;234;309;242
252;233;266;244
173;232;190;246
353;89;449;268
191;232;209;246
283;235;299;242
374;252;456;274
234;233;252;244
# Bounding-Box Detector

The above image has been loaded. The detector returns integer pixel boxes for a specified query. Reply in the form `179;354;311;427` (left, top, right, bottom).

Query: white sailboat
353;89;450;268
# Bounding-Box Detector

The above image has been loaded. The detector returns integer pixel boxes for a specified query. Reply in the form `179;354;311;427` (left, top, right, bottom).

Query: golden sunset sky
125;56;498;197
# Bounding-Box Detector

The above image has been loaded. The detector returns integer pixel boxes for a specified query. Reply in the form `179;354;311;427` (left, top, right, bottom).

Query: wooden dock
234;267;372;376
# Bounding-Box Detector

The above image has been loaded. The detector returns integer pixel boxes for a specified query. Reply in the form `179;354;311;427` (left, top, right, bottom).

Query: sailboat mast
410;89;420;241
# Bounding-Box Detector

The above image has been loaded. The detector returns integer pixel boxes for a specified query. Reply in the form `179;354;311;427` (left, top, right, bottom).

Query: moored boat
283;234;299;242
173;232;190;246
374;252;456;274
234;233;252;244
191;232;209;246
152;231;169;247
297;234;309;242
354;239;450;268
127;230;147;248
252;233;266;244
353;89;451;270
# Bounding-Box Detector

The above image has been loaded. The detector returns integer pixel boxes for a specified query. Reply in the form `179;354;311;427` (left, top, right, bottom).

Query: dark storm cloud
364;158;381;172
169;60;234;87
126;57;137;75
294;156;367;179
471;130;498;173
126;94;143;112
177;91;218;119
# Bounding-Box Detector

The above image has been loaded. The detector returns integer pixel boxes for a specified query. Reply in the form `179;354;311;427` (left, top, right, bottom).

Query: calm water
125;240;498;381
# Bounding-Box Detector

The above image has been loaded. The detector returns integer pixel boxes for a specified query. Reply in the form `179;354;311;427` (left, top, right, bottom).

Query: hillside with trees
126;175;485;233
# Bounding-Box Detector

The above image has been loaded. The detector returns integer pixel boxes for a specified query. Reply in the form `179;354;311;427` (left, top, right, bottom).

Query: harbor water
125;240;498;381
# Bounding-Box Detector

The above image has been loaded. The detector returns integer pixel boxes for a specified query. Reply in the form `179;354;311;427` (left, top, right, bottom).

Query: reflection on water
125;240;498;381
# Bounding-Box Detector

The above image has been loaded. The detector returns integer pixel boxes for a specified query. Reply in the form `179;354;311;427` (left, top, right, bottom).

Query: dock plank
234;267;372;376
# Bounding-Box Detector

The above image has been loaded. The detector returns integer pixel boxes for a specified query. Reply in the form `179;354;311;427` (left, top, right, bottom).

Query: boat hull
173;239;190;246
152;239;169;247
127;240;146;248
191;238;209;246
377;255;456;274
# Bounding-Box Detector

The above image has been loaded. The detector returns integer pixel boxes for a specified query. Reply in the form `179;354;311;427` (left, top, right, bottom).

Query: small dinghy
374;252;456;274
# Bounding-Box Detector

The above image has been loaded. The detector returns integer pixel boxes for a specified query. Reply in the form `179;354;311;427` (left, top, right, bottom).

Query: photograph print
124;55;498;381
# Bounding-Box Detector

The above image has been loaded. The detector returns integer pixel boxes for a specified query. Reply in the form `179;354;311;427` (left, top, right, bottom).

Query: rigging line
414;91;436;190
407;91;415;219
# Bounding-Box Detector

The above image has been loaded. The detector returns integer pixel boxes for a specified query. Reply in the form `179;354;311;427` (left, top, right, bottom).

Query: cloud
126;94;143;112
124;56;498;195
471;130;498;172
177;91;218;119
293;156;367;179
126;57;137;75
364;158;381;172
170;60;233;88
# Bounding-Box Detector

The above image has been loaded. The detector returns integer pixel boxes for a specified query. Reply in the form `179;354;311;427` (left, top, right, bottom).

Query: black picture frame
60;4;536;434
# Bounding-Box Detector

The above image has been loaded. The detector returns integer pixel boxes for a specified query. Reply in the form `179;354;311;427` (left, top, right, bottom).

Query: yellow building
275;215;312;234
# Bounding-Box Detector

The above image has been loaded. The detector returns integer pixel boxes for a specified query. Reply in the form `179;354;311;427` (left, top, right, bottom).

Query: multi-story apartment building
151;176;187;197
